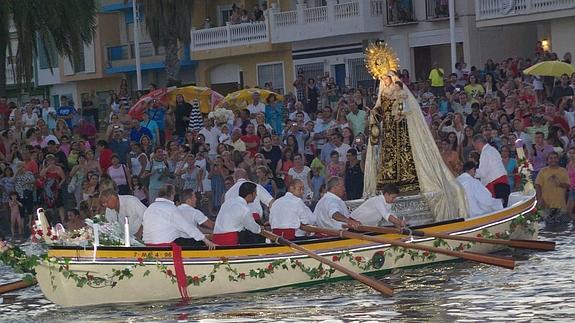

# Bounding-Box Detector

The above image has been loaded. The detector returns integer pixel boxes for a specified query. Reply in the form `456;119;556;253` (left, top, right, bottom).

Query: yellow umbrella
166;86;224;113
523;61;575;78
218;88;284;110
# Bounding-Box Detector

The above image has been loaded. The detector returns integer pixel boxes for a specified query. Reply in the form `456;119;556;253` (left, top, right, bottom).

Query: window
38;36;59;69
73;45;85;74
295;62;324;83
257;62;285;94
386;0;415;24
348;57;373;88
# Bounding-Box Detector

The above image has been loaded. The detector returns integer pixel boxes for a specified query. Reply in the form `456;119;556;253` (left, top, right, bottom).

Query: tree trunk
164;36;180;87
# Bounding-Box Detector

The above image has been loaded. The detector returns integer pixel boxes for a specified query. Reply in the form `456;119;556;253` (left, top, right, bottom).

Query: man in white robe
314;177;361;230
214;182;262;246
269;179;314;240
457;161;503;218
142;185;215;248
350;183;407;228
100;189;145;239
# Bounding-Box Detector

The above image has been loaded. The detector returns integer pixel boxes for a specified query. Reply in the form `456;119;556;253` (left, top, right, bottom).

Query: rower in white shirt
224;168;274;223
142;185;215;248
457;161;503;218
350;183;407;228
176;189;215;244
472;134;511;206
313;177;361;230
269;179;314;240
99;189;146;239
213;182;262;246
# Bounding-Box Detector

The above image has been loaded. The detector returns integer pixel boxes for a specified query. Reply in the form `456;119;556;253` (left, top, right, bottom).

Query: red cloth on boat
212;232;239;246
144;241;190;302
252;213;261;222
272;228;296;240
486;175;508;196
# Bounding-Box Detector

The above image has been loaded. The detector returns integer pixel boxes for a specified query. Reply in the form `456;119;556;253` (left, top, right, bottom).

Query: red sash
144;242;190;302
252;213;261;222
212;232;239;246
272;228;296;240
486;175;508;197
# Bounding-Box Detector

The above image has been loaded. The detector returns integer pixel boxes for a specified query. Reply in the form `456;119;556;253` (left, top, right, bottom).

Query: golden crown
365;42;400;80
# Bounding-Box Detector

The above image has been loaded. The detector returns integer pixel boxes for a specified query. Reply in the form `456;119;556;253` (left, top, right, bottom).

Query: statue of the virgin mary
363;42;468;221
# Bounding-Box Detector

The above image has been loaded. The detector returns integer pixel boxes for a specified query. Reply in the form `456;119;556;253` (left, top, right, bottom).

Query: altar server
350;183;406;228
472;134;511;206
213;181;262;246
457;161;503;217
269;179;314;240
143;185;215;248
99;189;145;239
224;168;274;223
314;177;361;230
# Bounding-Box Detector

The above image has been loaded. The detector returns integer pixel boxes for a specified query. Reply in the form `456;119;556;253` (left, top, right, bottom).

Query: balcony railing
386;0;416;25
190;21;268;52
476;0;575;20
106;41;165;66
269;0;385;43
426;0;450;20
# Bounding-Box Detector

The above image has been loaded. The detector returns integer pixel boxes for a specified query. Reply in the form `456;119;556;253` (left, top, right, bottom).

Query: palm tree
0;0;97;96
138;0;193;87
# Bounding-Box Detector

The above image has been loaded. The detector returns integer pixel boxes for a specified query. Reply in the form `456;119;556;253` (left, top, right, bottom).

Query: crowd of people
0;46;574;242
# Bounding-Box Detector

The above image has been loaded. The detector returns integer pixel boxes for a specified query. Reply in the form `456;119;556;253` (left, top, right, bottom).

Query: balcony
476;0;575;27
105;41;166;73
190;21;269;52
269;0;385;43
385;0;416;25
425;0;450;20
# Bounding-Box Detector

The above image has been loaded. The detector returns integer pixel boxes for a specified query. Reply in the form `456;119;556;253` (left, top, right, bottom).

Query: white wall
551;17;575;60
51;83;78;107
210;63;241;84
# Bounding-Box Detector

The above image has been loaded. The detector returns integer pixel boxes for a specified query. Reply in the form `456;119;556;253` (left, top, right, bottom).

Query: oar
259;230;394;296
0;278;37;295
301;225;515;270
354;225;556;251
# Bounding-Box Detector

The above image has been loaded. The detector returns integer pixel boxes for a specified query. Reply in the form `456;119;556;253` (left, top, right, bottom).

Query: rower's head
99;189;119;210
288;179;305;198
239;182;257;203
471;134;487;152
181;189;197;208
158;185;176;201
462;161;477;177
327;176;345;198
381;183;399;204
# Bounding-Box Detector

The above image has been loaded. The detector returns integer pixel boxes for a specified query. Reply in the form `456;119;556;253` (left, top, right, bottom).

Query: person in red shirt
22;148;39;175
97;140;113;172
241;123;260;156
0;96;10;129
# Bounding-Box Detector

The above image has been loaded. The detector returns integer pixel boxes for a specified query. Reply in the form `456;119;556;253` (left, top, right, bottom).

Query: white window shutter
84;41;95;73
63;57;74;75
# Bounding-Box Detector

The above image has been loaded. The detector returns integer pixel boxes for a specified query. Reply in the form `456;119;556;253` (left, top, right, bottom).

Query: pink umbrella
128;88;171;120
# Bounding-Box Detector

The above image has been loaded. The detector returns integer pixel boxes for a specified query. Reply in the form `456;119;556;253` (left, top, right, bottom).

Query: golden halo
365;42;400;80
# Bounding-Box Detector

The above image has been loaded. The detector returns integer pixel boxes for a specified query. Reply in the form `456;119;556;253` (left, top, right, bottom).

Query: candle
124;217;131;247
93;224;100;246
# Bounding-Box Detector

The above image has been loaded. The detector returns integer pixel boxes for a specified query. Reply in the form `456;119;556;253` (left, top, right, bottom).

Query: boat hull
35;194;538;307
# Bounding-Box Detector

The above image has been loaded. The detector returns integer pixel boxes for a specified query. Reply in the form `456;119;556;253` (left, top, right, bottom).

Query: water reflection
1;226;574;322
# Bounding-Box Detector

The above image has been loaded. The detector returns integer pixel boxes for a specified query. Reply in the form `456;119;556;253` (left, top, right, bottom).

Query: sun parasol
218;88;284;110
127;88;172;120
523;61;575;78
166;85;224;113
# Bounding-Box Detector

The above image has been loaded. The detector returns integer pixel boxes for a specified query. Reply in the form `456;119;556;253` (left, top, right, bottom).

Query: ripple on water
1;227;574;321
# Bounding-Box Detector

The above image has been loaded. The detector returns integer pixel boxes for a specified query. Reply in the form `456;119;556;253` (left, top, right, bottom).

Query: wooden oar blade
463;251;515;270
0;279;37;295
508;239;556;251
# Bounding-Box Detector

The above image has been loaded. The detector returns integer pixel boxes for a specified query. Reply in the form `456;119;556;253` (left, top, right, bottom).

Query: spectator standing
428;62;445;97
346;101;366;136
174;94;192;138
344;149;363;200
57;96;76;130
530;132;554;179
247;92;265;116
147;100;166;145
535;152;570;215
108;127;130;165
265;94;283;135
